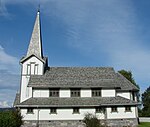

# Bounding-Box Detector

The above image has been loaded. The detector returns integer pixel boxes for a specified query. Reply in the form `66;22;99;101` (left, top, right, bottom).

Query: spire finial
38;4;40;13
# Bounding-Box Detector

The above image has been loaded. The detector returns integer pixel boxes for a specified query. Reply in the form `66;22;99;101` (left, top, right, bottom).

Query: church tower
20;11;48;102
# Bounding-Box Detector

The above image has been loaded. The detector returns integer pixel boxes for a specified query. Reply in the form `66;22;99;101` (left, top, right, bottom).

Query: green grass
138;122;150;127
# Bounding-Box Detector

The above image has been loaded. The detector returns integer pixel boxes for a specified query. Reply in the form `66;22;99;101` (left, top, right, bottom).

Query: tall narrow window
132;92;135;101
27;64;31;75
92;89;101;97
34;64;38;75
71;89;80;97
73;108;79;114
50;108;57;114
125;106;131;112
111;107;117;112
27;108;33;114
49;89;59;97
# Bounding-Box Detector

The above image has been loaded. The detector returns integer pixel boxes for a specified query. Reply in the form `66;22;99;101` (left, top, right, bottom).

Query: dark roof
116;73;138;91
28;67;139;91
15;96;138;107
13;93;20;106
20;55;47;64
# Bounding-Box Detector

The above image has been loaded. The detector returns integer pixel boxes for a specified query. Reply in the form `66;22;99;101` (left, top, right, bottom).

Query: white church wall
33;89;49;97
20;56;44;102
32;89;118;98
21;108;105;121
59;89;92;98
30;88;138;100
117;92;131;100
106;107;136;119
60;89;70;97
22;56;44;75
102;89;115;97
33;89;93;98
81;89;91;97
20;76;30;102
22;107;136;121
21;109;37;121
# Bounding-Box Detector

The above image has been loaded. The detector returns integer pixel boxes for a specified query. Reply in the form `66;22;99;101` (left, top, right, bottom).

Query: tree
83;113;104;127
118;70;139;88
142;86;150;117
0;109;23;127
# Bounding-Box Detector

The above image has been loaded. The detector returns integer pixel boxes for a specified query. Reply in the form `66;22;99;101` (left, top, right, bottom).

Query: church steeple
19;10;48;102
27;10;43;58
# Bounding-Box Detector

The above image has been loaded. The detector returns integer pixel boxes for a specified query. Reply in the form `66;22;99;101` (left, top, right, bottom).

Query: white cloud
0;45;19;106
0;45;18;64
0;89;17;107
0;70;20;89
0;101;10;108
0;0;7;15
0;45;19;73
0;45;19;76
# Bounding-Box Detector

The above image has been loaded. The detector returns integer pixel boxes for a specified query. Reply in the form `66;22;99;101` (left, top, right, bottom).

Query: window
71;89;80;97
49;89;59;97
27;108;33;114
132;92;135;101
73;108;79;114
96;107;104;113
125;106;131;112
92;89;101;97
50;108;57;114
111;107;117;112
34;64;38;75
27;64;31;75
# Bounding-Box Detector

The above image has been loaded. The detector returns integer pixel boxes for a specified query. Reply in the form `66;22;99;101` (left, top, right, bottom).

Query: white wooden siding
102;89;115;97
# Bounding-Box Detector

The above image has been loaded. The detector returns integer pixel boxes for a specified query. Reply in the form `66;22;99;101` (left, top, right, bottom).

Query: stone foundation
21;120;85;127
21;118;138;127
105;118;138;127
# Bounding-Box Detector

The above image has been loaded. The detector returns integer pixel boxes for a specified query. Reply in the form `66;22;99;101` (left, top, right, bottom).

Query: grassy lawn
138;122;150;127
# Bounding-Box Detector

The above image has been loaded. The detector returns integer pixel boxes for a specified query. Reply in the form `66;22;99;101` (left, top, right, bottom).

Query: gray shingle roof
20;11;46;63
27;11;43;58
116;73;138;91
13;93;20;106
15;96;138;107
28;67;139;91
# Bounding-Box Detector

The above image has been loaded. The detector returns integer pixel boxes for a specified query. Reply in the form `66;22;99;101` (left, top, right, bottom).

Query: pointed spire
38;4;40;12
27;11;43;58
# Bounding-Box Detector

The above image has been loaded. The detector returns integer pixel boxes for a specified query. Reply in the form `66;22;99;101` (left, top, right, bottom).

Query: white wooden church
14;11;139;127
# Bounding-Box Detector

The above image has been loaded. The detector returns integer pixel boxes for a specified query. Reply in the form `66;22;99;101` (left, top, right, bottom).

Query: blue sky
0;0;150;107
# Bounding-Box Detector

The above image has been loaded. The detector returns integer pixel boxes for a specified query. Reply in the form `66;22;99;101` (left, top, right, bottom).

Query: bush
83;113;104;127
0;109;23;127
